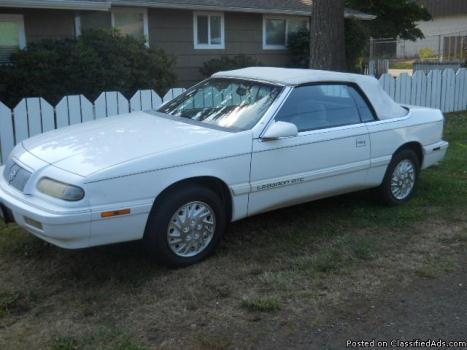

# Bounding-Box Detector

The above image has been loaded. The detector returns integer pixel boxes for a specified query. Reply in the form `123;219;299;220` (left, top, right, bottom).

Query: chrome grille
3;160;32;192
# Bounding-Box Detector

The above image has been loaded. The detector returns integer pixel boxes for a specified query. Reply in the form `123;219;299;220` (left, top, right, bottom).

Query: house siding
148;8;292;87
0;8;76;43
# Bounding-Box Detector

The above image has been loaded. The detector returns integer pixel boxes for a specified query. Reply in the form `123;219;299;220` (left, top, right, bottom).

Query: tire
143;184;226;267
378;149;420;206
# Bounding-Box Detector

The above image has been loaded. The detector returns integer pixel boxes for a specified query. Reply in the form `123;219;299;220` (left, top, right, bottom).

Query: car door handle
356;138;367;148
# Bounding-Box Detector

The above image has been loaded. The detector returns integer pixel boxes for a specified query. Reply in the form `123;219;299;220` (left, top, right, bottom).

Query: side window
275;84;361;132
348;87;377;122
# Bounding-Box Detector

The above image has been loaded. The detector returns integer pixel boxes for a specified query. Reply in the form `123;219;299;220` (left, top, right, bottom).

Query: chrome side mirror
262;121;298;141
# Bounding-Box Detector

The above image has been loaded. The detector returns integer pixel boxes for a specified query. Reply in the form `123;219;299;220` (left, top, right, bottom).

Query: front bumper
0;166;92;249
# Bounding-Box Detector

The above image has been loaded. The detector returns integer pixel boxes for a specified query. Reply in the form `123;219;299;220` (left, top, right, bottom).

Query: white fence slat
441;69;456;113
68;95;83;125
94;92;108;119
454;69;466;112
163;88;186;103
40;98;55;132
139;90;152;110
0;102;14;164
430;70;442;109
25;98;42;137
56;97;70;128
117;92;129;114
104;92;118;117
379;74;395;100
13;100;29;143
410;71;424;106
80;95;94;123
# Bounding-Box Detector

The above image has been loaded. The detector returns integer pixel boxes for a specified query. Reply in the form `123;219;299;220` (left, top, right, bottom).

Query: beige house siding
148;9;291;87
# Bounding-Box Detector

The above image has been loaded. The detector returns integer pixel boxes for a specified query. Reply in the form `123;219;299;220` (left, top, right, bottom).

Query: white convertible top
213;67;407;120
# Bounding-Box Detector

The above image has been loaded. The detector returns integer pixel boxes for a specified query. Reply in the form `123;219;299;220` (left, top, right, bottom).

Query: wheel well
394;142;424;166
154;177;233;223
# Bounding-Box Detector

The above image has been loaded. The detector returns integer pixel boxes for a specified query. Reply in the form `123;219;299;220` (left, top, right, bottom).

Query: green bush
200;55;261;77
0;29;176;107
287;28;311;68
419;47;436;60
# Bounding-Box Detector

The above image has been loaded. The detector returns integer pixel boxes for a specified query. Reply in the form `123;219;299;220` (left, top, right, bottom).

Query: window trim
262;15;309;50
0;14;26;49
110;7;149;46
193;11;225;50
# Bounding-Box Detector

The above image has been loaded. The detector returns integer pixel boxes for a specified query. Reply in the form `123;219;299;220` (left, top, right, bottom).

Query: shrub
419;47;436;60
0;29;176;107
200;55;261;77
287;28;311;68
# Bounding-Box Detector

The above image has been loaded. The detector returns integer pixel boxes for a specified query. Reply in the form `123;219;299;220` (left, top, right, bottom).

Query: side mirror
262;121;298;141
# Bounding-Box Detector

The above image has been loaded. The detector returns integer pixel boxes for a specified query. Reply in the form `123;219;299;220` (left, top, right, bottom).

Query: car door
248;83;373;216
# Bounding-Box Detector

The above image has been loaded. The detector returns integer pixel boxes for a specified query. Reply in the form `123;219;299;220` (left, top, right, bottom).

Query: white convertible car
0;68;448;266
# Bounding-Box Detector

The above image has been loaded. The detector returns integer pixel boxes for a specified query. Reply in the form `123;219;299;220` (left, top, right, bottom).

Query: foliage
345;0;432;41
0;29;176;107
200;55;261;77
287;19;368;72
344;18;370;72
287;28;311;68
419;47;437;60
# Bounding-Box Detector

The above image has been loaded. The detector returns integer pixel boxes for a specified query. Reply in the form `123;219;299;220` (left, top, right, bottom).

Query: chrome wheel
390;159;416;200
167;201;216;258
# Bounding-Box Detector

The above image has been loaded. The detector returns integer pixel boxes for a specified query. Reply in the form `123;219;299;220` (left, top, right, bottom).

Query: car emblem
8;166;19;183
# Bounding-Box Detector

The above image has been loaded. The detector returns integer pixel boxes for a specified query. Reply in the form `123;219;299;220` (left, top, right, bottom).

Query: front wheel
378;149;420;206
143;185;226;267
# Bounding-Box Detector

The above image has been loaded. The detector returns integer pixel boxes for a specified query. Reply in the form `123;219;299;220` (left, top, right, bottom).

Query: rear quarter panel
365;107;445;186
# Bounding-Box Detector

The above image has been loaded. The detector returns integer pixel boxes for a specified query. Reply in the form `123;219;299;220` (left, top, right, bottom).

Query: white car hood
21;111;229;177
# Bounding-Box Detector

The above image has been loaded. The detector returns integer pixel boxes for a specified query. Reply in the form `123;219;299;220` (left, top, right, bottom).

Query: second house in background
0;0;374;86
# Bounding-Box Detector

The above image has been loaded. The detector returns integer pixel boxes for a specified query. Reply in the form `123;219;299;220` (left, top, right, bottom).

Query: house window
111;8;149;44
0;14;26;64
263;16;309;50
193;12;225;49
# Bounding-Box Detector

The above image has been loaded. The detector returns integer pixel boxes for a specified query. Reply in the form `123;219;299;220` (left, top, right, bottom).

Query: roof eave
113;2;311;16
0;0;110;11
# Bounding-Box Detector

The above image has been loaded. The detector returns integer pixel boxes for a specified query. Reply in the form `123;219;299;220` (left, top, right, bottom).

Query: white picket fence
0;68;466;165
379;69;467;112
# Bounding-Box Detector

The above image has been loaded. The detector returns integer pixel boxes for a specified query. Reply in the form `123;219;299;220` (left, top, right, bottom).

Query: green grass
50;327;148;350
415;256;459;279
241;297;282;312
0;112;466;349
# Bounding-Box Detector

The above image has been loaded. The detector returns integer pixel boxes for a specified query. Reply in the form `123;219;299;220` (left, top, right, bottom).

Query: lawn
0;112;466;350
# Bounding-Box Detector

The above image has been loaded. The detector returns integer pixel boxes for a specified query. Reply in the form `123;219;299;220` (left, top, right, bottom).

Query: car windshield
158;78;283;130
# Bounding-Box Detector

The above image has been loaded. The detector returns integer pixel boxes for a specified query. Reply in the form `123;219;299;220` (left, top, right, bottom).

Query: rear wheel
144;185;226;267
378;149;420;206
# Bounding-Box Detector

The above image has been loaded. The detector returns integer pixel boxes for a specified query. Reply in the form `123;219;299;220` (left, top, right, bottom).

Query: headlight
37;178;85;201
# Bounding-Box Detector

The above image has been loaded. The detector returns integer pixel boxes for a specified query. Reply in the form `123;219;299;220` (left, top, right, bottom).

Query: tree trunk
309;0;346;71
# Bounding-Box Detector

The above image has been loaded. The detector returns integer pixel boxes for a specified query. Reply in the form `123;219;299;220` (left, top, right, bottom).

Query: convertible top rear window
158;78;283;130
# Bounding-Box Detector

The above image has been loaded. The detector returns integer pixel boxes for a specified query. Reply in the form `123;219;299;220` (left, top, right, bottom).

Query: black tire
143;184;226;267
378;149;420;206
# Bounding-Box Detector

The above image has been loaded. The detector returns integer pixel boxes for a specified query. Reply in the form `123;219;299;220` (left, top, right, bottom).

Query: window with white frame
111;8;149;43
263;16;309;49
0;14;26;64
194;12;225;49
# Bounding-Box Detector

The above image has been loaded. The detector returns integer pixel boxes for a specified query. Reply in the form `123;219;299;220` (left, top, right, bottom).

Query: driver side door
248;84;373;216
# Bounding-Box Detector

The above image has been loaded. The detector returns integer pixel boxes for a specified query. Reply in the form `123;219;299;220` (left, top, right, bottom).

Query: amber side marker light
101;209;131;218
